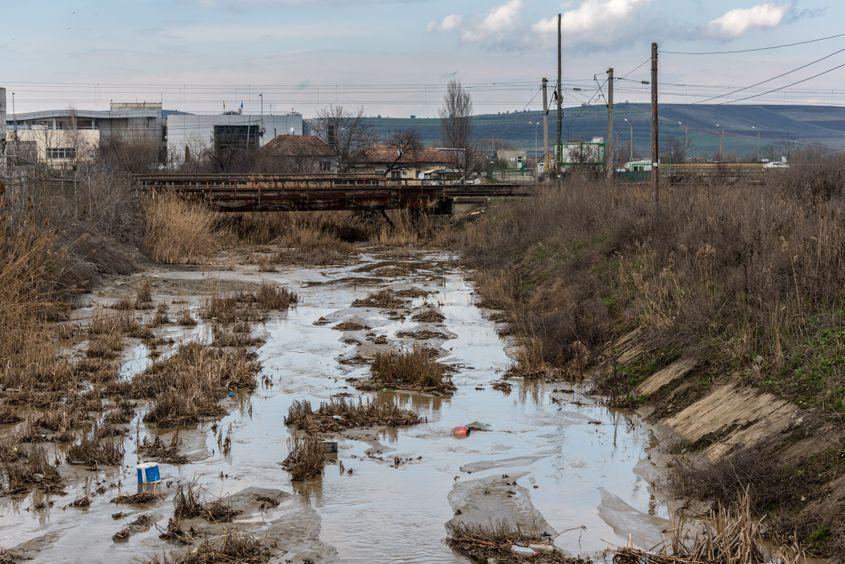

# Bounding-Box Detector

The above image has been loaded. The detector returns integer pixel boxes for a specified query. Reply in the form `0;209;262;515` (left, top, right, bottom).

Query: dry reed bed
284;398;423;433
282;435;325;481
202;283;298;324
142;193;219;264
132;343;260;427
445;523;580;563
360;347;455;395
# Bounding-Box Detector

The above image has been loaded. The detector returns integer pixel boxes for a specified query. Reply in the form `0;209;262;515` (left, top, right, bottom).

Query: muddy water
0;250;671;562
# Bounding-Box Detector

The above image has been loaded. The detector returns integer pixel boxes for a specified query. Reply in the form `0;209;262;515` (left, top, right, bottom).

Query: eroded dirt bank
0;247;675;563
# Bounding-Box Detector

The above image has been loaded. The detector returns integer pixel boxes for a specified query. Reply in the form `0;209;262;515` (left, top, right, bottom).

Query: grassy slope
451;168;845;556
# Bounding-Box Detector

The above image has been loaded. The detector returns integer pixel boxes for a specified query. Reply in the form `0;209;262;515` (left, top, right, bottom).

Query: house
353;145;463;179
262;135;338;173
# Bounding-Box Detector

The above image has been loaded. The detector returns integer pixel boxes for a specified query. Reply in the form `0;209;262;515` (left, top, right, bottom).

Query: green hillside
360;104;845;159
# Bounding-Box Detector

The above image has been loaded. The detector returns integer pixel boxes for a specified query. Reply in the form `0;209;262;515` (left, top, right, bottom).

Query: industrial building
166;112;303;164
3;101;164;167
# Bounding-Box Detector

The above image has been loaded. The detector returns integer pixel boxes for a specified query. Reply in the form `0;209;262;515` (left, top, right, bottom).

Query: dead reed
282;435;325;481
365;346;455;394
142;192;219;264
445;523;576;563
179;529;271;563
202;283;297;324
173;481;241;523
132;343;260;427
284;397;423;433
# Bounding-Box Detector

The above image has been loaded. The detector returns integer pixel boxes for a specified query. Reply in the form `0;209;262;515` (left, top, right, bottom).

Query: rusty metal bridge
134;174;534;213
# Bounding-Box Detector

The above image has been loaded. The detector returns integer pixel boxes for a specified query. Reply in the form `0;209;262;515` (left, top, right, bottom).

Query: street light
528;121;540;168
715;123;724;162
751;125;761;161
624;118;634;161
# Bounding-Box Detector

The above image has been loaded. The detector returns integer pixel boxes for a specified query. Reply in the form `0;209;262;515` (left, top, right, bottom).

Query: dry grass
284;397;423;433
376;210;435;246
445;523;579;563
351;289;406;309
412;308;445;323
174;481;241;523
202;283;297;324
111;491;160;505
613;492;803;563
138;435;189;465
113;513;154;543
282;435;325;481
180;530;271;563
132;343;260;427
142;192;219;264
365;346;455;394
2;445;64;495
66;428;125;466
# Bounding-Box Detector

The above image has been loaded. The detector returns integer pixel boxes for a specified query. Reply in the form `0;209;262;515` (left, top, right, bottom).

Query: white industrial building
166;112;303;164
3;101;164;167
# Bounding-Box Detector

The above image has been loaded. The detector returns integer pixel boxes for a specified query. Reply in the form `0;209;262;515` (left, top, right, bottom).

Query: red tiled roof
263;135;337;158
358;145;462;165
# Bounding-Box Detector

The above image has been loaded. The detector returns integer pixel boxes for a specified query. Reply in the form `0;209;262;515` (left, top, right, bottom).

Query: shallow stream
0;249;671;562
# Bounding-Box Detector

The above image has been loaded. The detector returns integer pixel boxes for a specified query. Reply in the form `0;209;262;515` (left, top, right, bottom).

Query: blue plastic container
137;462;161;484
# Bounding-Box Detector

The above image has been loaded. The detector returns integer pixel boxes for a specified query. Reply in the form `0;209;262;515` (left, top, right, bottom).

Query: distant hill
359;104;845;159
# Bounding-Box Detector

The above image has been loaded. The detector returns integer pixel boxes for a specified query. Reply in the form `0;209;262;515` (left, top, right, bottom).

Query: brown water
0;250;671;562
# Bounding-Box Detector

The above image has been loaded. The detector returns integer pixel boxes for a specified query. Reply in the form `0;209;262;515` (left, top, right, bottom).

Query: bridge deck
134;174;534;212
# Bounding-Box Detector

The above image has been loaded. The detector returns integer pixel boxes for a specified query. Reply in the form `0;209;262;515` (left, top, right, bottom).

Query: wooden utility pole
606;67;614;180
542;77;550;174
651;42;659;215
555;13;562;174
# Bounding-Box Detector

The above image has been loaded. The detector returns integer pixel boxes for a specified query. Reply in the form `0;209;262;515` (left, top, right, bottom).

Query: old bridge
134;174;534;213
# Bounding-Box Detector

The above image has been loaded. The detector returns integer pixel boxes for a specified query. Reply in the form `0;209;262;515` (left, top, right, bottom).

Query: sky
2;0;844;117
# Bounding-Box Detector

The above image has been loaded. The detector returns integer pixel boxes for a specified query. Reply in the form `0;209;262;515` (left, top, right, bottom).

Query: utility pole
651;42;659;216
606;67;614;180
555;13;562;175
542;77;550;174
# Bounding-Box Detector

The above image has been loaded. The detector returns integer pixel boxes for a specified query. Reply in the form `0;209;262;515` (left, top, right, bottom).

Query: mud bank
0;248;674;562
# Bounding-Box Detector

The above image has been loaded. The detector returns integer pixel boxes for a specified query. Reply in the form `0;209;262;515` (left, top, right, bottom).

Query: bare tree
383;129;422;176
439;80;475;175
311;105;375;172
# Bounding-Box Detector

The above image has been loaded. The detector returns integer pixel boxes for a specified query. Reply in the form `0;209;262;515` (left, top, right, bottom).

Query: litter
510;545;537;557
136;462;161;485
452;426;469;438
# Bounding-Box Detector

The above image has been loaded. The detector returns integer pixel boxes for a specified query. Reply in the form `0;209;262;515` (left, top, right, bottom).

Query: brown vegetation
284;398;422;433
202;283;297;324
614;492;802;563
452;168;845;556
445;523;579;563
173;482;241;523
179;530;271;563
142;192;219;264
132;343;260;427
138;435;189;465
364;347;455;394
282;435;325;482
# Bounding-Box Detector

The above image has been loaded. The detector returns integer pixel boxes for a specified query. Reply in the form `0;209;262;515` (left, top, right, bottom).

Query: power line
693;47;845;104
722;60;845;104
663;31;845;55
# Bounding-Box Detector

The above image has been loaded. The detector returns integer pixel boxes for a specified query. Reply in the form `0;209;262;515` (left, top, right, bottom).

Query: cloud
705;2;794;39
533;0;652;47
427;14;462;33
460;0;523;44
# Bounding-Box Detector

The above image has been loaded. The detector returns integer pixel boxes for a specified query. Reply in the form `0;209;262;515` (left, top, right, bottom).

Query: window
213;125;259;153
319;160;332;172
390;170;402;180
47;147;77;160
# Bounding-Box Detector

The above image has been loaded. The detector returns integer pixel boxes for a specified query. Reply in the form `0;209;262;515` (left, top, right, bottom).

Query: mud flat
0;249;671;562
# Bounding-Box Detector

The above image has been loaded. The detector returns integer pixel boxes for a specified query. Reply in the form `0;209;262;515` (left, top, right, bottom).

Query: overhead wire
663;31;845;55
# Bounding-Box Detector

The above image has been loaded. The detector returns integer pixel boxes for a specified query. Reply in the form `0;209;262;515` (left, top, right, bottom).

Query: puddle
0;250;669;562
